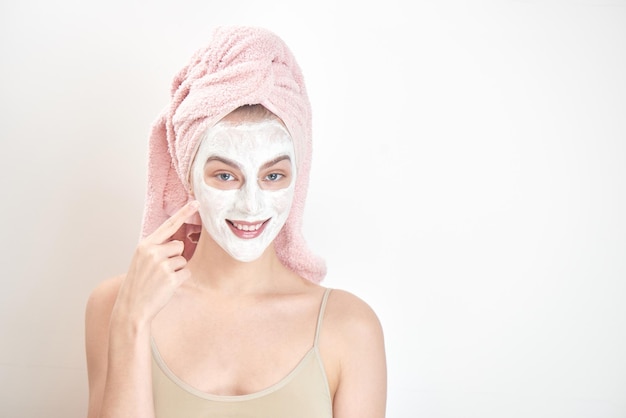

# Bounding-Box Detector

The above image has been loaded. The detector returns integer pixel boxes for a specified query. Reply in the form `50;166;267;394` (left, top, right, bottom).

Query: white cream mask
190;119;296;262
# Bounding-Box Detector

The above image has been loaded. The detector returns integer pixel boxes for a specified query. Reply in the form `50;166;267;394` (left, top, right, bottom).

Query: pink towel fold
140;25;326;283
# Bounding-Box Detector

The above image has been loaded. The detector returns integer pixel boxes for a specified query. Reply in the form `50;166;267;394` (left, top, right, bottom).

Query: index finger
147;200;200;244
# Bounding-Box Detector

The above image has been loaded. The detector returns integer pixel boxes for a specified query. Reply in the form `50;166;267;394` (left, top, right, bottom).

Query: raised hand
112;200;200;327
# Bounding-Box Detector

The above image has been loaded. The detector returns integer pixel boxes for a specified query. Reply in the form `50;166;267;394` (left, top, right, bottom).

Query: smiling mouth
226;219;271;238
228;219;269;231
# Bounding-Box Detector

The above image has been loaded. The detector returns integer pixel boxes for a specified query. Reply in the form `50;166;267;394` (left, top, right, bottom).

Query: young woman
85;26;386;418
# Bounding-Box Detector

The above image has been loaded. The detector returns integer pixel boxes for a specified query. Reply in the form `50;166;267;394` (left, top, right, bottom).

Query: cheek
196;186;234;216
268;188;295;213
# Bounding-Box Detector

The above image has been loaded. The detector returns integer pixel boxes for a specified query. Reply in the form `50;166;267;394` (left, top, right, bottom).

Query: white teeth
232;222;262;231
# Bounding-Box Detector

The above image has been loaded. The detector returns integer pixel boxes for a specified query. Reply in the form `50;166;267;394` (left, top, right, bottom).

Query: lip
226;219;270;239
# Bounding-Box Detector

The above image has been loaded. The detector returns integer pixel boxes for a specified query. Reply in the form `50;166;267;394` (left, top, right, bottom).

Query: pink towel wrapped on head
140;25;326;283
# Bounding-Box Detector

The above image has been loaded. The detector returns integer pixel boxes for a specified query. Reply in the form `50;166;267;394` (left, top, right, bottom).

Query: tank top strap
314;288;332;347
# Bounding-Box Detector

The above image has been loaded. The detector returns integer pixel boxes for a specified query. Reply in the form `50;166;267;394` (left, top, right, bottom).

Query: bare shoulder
321;288;387;416
319;287;385;361
84;275;125;418
85;274;125;322
85;274;126;347
84;274;128;355
324;288;384;341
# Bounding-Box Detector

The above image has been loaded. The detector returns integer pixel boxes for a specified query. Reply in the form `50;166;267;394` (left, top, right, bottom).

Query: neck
185;229;291;296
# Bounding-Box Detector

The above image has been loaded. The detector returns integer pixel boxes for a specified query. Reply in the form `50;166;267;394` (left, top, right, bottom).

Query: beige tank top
151;288;333;417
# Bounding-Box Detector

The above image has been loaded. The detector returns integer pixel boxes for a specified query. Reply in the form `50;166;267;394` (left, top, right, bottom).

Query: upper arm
84;275;124;418
324;290;387;418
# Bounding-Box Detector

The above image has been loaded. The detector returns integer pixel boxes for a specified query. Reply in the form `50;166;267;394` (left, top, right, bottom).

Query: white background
1;1;625;417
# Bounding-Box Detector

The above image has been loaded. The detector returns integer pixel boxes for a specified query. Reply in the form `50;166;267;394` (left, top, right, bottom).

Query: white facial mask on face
190;119;296;262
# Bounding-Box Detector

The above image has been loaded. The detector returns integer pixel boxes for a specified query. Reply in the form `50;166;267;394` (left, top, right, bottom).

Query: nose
236;180;263;214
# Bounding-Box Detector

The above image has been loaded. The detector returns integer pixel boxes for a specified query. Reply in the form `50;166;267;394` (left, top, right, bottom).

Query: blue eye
266;173;283;181
218;173;235;181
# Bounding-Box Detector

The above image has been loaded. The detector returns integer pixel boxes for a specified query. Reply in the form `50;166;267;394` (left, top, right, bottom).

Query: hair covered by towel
140;25;326;283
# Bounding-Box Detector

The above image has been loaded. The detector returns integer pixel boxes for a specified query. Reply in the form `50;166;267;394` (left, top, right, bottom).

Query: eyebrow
205;156;240;169
205;155;291;171
260;155;291;170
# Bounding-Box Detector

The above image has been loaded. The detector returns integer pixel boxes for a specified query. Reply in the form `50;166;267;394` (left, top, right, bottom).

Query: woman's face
190;118;296;262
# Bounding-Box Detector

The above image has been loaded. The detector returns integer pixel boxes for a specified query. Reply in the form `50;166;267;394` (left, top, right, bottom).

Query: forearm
100;314;155;418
